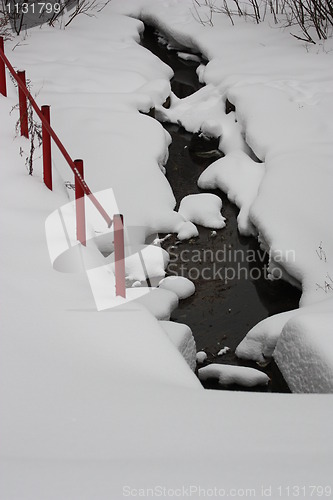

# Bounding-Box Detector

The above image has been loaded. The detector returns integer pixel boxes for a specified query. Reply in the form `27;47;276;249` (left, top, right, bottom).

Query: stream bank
141;25;301;392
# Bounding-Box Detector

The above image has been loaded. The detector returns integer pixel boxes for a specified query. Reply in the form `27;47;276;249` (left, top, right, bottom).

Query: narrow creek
141;25;301;392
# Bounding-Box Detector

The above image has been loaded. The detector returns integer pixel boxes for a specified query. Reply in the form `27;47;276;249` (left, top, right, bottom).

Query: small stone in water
196;351;208;363
217;347;230;356
257;358;271;368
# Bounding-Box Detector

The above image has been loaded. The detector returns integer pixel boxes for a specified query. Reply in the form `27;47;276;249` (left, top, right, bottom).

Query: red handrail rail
0;39;113;229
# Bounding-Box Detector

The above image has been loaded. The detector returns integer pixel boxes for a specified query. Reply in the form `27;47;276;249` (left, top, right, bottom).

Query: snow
176;220;198;240
156;86;248;154
236;309;298;363
45;188;118;272
236;295;333;373
122;0;333;392
158;275;195;299
196;351;208;363
157;85;224;134
198;150;265;236
129;287;179;320
160;320;197;370
217;347;230;356
113;243;169;283
198;364;270;387
274;312;333;393
178;193;226;229
249;145;333;305
177;51;201;62
6;12;186;245
1;0;333;496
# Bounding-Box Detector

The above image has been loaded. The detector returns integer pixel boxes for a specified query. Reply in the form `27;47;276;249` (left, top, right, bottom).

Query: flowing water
141;25;301;392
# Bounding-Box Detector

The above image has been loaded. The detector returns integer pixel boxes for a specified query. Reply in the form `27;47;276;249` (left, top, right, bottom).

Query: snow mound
178;193;226;229
198;151;264;236
156;85;225;134
196;351;207;364
158;276;195;299
137;78;171;112
236;309;298;363
155;86;248;154
133;288;178;320
198;364;270;387
274;309;333;393
160;321;197;371
236;294;333;367
176;220;199;240
110;244;169;283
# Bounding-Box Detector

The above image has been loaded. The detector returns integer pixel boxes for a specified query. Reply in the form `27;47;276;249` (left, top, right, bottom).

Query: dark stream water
141;25;301;392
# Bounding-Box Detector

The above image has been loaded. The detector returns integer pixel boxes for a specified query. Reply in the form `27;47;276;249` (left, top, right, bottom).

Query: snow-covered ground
1;0;333;497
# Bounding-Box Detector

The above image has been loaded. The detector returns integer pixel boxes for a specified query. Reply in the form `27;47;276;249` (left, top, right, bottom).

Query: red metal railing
0;36;126;298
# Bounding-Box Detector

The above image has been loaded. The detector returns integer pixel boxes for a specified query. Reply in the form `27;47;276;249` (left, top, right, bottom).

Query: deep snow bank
274;308;333;393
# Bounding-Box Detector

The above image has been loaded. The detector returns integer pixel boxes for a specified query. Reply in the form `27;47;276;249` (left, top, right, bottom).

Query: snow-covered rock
196;351;208;364
236;310;298;363
119;244;169;283
155;84;248;154
158;275;195;299
176;220;199;240
178;193;226;229
198;151;264;236
198;364;270;387
217;347;230;356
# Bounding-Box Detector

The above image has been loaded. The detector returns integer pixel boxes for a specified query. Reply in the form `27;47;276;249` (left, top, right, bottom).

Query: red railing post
41;105;52;190
74;159;86;245
0;37;7;97
114;214;126;298
17;70;29;138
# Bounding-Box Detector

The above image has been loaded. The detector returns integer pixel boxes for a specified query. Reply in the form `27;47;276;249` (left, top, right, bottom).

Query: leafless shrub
64;0;98;27
192;0;214;26
315;242;332;294
192;0;333;43
48;0;112;27
0;0;13;38
284;0;333;43
0;0;110;35
1;0;31;36
9;75;42;175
